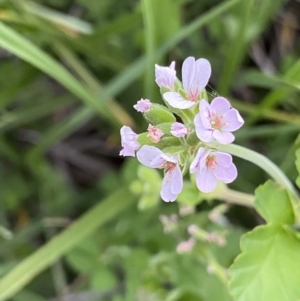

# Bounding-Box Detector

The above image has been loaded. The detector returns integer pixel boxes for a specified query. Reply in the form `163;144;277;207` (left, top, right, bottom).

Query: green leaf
254;181;294;224
296;149;300;188
0;187;135;301
229;225;300;301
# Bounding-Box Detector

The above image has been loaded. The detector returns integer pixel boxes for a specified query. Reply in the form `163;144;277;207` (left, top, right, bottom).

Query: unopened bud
143;104;176;125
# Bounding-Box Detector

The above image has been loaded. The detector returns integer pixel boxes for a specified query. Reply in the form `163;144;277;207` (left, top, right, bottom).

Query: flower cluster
120;57;244;202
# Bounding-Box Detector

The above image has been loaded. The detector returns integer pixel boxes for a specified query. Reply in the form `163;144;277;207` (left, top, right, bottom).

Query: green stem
219;187;254;207
216;144;299;200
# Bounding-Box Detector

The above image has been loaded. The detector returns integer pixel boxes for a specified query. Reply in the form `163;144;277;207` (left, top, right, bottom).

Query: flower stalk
216;143;299;201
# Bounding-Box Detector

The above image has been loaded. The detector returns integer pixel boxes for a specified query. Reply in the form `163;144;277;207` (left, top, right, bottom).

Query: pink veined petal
193;58;211;93
170;122;188;137
120;126;137;144
133;98;151;112
136;146;165;168
194;114;214;142
210;97;231;116
199;99;212;129
213;162;237;183
120;126;139;152
182;57;195;92
119;146;135;157
161;153;177;164
213;151;232;168
196;166;217;193
163;92;195;109
169;61;176;70
190;147;207;174
212;130;235;144
155;64;176;89
222;109;244;131
160;170;178;202
170;165;183;195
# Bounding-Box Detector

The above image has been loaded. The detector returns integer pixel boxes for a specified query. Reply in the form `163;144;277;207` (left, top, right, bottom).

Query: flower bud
143;104;176;125
137;133;181;149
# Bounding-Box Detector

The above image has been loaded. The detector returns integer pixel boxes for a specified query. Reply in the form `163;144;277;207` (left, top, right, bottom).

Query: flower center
165;161;176;172
210;113;224;130
188;86;199;101
206;155;216;170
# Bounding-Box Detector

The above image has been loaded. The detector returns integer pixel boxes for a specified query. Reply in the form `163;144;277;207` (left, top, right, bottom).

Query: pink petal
210;97;231;115
170;122;188;137
170;165;183;194
194;114;214;142
199;99;212;129
133;98;151;112
169;61;176;70
212;130;234;144
222;109;244;131
194;58;211;92
155;64;176;89
160;170;178;202
163;92;195;109
213;163;237;183
196;166;217;193
190;147;207;174
120;126;140;157
136;146;165;168
119;146;135;157
214;151;232;168
161;153;177;164
182;57;195;92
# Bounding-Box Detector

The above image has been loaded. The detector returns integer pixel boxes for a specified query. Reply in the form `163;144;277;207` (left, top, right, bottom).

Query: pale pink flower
170;122;188;137
137;146;183;202
119;126;140;157
163;57;211;109
190;148;237;193
147;124;164;143
155;61;176;89
133;98;151;112
176;238;195;254
194;97;244;144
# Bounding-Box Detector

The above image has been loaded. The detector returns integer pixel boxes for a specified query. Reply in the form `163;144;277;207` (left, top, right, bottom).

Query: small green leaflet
229;225;300;301
254;180;294;224
229;181;300;301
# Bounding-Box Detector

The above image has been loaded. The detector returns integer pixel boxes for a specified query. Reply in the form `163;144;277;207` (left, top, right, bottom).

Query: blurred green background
0;0;299;300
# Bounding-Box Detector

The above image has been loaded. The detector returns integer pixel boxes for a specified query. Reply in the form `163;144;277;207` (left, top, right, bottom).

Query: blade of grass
234;69;300;91
53;42;134;128
231;99;300;124
0;21;129;128
13;290;47;301
142;0;156;99
218;0;254;95
248;59;300;124
218;0;285;95
19;0;93;34
0;95;73;132
0;187;136;301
